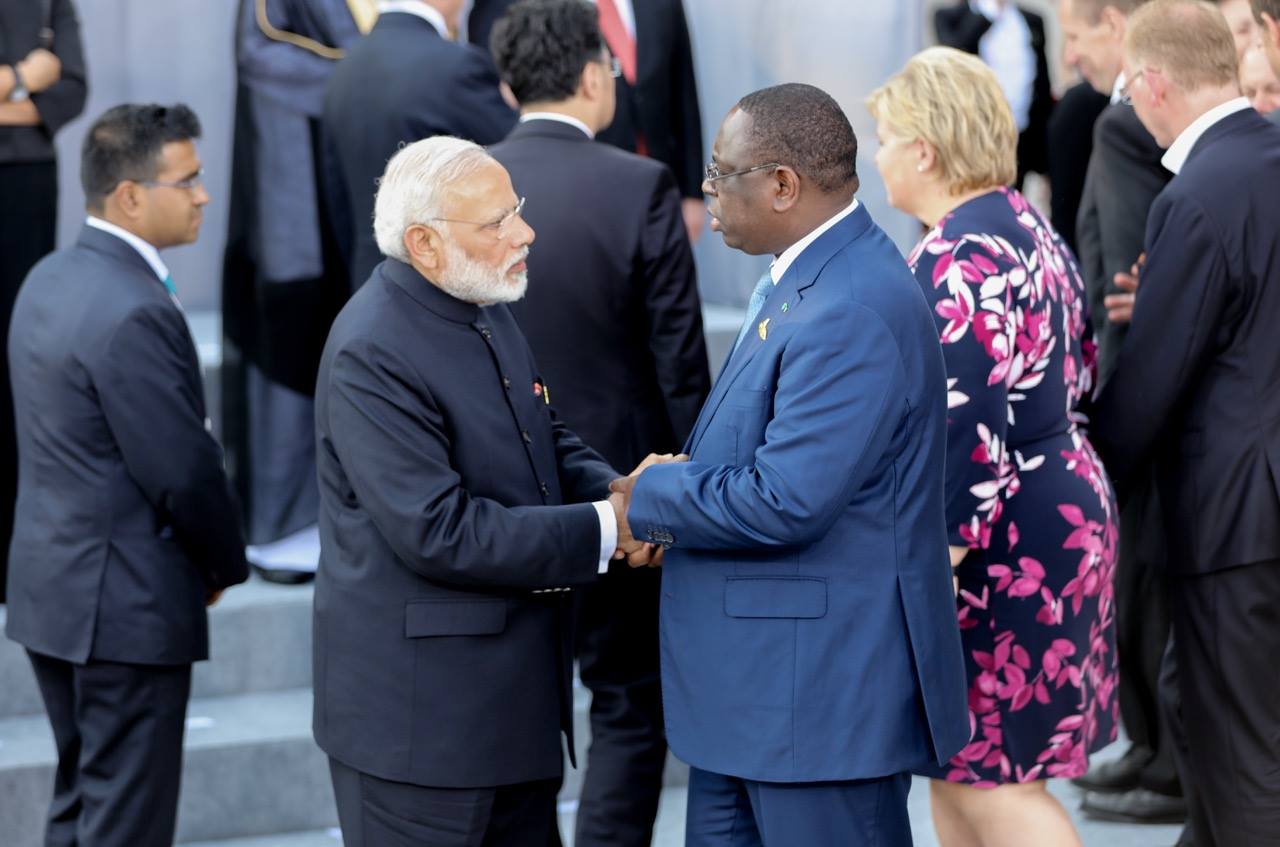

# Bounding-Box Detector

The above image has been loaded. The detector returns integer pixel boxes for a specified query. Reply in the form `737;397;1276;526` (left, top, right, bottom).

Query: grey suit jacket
1076;103;1171;384
5;225;247;665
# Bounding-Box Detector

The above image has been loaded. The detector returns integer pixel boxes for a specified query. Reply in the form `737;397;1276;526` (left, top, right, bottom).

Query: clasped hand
608;452;688;568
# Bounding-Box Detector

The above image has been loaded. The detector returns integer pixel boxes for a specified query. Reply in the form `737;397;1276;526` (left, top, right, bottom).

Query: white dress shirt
770;198;861;285
519;112;594;139
377;0;449;38
85;216;169;282
1161;97;1251;174
971;0;1036;133
1111;71;1126;106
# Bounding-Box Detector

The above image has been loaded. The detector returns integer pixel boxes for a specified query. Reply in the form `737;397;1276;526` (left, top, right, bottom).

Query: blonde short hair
865;47;1017;195
372;136;493;263
1126;0;1239;90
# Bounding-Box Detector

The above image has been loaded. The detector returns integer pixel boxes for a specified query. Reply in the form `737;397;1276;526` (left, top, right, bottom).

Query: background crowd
2;1;1279;846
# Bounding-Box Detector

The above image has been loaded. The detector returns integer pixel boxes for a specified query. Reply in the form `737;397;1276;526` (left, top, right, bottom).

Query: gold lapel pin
758;318;771;341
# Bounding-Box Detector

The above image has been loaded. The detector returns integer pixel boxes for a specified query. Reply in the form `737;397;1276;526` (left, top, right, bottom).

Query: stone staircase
0;576;688;845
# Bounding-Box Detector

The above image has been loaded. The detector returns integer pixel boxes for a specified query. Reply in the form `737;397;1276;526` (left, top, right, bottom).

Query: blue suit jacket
629;205;969;781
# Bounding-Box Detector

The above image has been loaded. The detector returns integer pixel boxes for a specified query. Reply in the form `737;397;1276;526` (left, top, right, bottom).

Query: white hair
372;136;493;263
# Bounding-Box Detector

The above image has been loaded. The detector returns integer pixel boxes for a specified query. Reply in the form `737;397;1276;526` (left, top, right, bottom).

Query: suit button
478;326;492;340
539;482;550;497
521;430;532;443
502;376;512;389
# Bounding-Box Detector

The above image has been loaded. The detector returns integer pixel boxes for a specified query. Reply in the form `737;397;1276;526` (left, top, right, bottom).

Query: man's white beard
435;241;528;306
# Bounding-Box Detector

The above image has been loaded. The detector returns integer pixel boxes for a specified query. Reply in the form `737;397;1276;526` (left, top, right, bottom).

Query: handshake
607;452;688;568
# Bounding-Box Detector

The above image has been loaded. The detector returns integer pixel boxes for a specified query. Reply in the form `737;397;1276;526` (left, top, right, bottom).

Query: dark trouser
0;161;58;604
27;650;191;847
1164;560;1280;846
328;758;561;847
685;766;912;847
1114;478;1181;795
573;566;666;847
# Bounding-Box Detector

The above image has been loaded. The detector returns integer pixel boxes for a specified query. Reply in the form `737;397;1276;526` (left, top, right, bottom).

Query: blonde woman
868;47;1119;847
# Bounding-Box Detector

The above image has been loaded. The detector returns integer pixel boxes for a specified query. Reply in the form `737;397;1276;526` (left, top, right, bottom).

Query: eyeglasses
703;161;780;184
430;196;527;240
141;168;204;192
1119;70;1146;106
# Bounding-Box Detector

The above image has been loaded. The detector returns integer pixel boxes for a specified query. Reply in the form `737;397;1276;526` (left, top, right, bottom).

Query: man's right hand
1105;253;1144;325
17;48;61;93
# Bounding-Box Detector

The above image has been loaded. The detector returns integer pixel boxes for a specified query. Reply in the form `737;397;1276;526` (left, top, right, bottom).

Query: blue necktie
161;274;177;297
731;269;776;355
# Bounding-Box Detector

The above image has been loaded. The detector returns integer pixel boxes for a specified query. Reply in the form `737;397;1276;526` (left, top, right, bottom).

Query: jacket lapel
685;205;874;455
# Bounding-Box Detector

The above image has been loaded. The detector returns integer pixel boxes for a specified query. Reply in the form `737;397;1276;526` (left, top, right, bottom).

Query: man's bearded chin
436;242;529;306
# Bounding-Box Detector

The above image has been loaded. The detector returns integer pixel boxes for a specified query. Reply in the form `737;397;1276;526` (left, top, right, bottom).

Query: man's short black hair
736;84;859;194
490;0;605;105
81;103;201;211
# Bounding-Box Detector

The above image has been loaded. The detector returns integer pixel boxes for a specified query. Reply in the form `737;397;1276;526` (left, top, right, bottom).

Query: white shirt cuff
592;500;618;574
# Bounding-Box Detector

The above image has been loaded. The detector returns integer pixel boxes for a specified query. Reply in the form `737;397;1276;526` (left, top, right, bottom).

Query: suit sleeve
447;48;517;145
640;168;710;447
29;0;87;137
1093;113;1169;310
934;6;991;54
96;303;249;592
1091;193;1231;496
325;341;603;589
667;0;704;198
629;297;909;550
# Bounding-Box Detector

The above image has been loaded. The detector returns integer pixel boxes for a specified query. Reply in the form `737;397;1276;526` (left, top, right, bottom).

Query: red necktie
597;0;648;156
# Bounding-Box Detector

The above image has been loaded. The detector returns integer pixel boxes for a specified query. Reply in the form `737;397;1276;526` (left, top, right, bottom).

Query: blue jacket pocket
405;599;507;637
723;577;827;619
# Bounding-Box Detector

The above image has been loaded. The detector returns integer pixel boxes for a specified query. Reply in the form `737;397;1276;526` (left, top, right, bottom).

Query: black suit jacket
5;226;248;664
0;0;87;164
1076;102;1171;383
471;0;704;198
312;259;617;787
1047;81;1109;254
489;119;709;470
1092;107;1280;575
322;12;516;286
935;2;1053;180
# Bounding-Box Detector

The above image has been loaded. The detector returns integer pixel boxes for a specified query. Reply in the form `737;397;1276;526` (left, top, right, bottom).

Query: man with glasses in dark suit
6;103;248;847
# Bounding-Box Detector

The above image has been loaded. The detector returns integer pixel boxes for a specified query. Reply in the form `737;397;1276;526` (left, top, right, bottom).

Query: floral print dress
908;188;1119;786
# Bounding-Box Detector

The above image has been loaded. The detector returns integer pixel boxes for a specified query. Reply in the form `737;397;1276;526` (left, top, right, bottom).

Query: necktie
161;274;177;297
597;0;648;156
731;270;775;355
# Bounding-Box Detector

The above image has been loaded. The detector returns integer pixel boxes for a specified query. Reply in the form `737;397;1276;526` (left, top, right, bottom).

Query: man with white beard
310;135;663;845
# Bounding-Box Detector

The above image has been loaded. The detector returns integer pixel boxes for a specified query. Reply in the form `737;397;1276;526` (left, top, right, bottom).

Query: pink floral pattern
908;188;1118;786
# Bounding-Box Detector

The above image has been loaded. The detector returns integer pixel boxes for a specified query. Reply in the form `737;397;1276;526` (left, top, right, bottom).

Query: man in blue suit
609;84;969;846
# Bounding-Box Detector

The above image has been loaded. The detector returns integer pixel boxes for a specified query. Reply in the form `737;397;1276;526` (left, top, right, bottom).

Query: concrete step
0;686;335;847
0;574;314;720
1;647;686;845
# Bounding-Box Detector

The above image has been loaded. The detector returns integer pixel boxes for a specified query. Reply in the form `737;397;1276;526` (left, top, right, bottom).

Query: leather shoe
1071;748;1146;793
250;562;315;585
1080;787;1187;824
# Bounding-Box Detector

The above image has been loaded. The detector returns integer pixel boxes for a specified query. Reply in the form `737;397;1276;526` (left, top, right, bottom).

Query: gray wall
50;1;1001;311
53;0;237;312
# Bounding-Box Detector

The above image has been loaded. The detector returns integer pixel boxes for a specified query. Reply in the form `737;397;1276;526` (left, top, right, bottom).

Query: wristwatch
7;65;29;102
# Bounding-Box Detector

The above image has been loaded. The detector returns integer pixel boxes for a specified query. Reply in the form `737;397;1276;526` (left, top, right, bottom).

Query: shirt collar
970;0;1012;21
1161;96;1251;174
85;216;169;283
1110;70;1126;105
519;112;594;139
377;1;449;38
769;198;860;285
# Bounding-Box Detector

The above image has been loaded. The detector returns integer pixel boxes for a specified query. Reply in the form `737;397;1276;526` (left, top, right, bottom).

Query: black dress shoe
1071;748;1147;793
1080;787;1188;824
250;563;315;585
